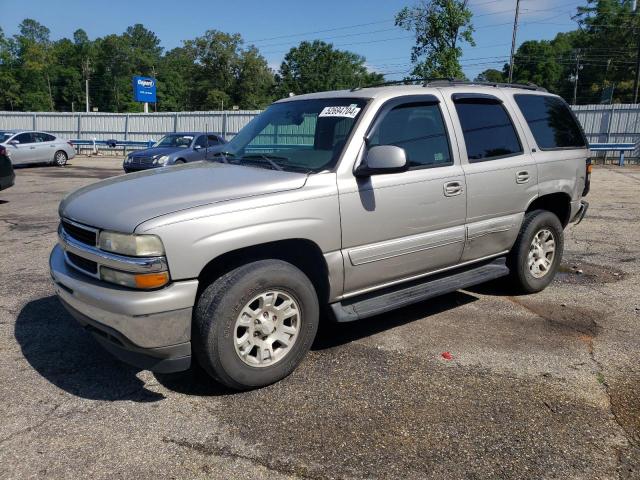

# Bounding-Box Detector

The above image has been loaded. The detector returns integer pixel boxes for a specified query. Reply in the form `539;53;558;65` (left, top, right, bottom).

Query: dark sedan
0;144;15;192
123;132;225;173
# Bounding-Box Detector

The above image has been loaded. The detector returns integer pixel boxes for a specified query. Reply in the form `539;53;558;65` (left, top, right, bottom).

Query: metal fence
572;104;639;161
0;104;638;159
0;111;261;153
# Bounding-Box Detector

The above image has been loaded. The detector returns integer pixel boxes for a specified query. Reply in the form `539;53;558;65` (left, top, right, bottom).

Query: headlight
100;266;169;289
98;231;165;257
153;155;169;165
125;155;132;163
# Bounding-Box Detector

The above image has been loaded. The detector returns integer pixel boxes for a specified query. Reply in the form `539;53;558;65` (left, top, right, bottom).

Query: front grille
62;220;96;246
130;156;155;167
67;251;98;274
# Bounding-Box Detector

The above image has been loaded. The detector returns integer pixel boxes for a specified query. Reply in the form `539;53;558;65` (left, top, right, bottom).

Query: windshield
154;134;194;148
218;98;367;173
0;132;14;143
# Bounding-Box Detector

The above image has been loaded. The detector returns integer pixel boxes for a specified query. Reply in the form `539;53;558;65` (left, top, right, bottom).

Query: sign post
132;76;156;112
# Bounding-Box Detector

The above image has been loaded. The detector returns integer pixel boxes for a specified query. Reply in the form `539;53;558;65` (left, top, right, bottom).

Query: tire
174;159;185;165
53;150;68;166
508;209;564;293
193;259;319;390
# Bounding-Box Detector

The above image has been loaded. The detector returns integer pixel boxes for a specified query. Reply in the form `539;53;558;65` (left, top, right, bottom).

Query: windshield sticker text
319;105;361;118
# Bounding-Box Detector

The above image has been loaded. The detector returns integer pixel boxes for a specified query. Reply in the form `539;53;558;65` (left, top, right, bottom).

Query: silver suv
50;81;590;390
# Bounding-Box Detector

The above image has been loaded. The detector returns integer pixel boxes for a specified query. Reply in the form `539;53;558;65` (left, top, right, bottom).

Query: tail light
582;159;591;196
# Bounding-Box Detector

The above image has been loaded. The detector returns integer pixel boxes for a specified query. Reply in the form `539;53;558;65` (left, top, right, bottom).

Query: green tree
0;27;21;110
234;46;274;109
573;0;639;103
395;0;474;79
508;34;577;94
14;19;54;110
156;46;194;111
276;40;383;97
184;30;243;109
474;69;504;83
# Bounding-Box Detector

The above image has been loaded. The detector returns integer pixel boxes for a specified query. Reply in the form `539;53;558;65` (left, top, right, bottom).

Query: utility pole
508;0;521;84
82;58;91;113
572;49;582;105
633;0;639;103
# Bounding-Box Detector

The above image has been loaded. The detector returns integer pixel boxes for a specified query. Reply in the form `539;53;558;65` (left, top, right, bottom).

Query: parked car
50;81;590;390
0;130;75;166
123;132;226;172
0;144;15;192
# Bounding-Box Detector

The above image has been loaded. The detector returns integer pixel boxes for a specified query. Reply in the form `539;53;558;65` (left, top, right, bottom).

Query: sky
1;0;586;80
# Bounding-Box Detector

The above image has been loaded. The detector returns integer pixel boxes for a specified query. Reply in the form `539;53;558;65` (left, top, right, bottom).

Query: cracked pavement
0;158;639;479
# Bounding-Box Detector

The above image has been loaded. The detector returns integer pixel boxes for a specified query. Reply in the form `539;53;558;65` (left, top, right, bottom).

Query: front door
339;95;467;296
444;91;538;262
7;132;36;165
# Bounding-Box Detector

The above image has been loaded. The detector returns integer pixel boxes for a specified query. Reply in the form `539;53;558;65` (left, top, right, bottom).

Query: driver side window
369;102;452;169
14;133;33;144
194;135;208;148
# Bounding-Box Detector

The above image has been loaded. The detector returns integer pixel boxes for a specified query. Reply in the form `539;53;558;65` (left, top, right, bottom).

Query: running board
330;257;509;322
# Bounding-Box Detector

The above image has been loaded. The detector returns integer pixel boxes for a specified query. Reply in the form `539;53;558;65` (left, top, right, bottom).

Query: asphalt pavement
0;157;638;479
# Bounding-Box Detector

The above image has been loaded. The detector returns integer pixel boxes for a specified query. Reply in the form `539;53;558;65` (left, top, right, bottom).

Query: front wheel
53;150;68;166
193;259;319;390
508;210;564;293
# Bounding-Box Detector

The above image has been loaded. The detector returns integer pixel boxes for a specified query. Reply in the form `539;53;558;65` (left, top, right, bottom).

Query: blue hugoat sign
132;76;157;103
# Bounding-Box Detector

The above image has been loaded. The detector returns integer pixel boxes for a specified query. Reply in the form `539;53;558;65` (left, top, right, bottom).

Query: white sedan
0;130;76;166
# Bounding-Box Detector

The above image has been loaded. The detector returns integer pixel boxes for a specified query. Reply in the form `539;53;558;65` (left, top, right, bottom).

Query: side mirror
193;145;202;150
9;139;19;145
354;145;408;177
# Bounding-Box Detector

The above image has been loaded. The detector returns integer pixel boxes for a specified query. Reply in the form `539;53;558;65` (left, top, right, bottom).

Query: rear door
34;132;56;162
509;93;589;218
339;94;467;295
444;91;538;262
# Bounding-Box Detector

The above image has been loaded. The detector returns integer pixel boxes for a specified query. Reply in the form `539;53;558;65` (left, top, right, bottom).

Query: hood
60;162;308;232
129;146;187;157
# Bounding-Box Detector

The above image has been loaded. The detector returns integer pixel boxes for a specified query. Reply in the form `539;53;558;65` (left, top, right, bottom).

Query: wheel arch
525;192;572;227
197;238;331;304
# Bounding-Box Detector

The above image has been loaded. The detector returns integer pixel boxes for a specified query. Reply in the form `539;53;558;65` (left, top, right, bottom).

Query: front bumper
123;164;159;173
0;171;14;191
50;244;198;373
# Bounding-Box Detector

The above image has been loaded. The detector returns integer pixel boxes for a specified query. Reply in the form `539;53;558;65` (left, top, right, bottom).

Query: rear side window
369;102;452;168
34;133;55;142
454;99;522;162
514;95;586;149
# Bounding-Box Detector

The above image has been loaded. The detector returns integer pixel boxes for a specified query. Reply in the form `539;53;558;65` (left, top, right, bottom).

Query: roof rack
351;78;546;92
351;78;457;91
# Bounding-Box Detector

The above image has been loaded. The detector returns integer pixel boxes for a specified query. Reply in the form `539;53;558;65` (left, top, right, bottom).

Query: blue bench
589;142;637;166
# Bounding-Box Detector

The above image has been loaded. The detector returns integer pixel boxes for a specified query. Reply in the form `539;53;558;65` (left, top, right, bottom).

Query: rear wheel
508;209;564;293
193;259;319;390
174;159;185;165
53;150;67;166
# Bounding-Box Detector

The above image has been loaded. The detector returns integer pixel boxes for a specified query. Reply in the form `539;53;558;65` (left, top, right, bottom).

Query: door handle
443;181;463;197
516;171;530;184
29;146;36;149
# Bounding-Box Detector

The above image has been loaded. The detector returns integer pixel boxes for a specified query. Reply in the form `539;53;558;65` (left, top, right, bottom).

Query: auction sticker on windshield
319;104;361;118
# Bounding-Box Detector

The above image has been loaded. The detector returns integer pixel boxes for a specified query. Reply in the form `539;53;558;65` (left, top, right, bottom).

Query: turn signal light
134;272;170;289
101;266;169;289
586;163;593;174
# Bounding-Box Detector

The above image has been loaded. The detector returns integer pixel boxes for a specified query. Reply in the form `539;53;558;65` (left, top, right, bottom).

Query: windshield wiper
240;154;285;171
